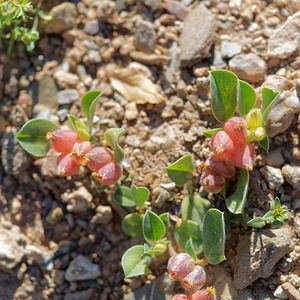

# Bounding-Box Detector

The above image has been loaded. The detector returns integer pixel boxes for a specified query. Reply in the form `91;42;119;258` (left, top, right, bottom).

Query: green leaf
262;88;279;123
104;128;124;163
16;119;59;157
271;220;283;228
274;197;281;210
210;70;238;123
203;209;226;265
122;245;151;278
113;186;136;207
238;80;256;116
143;211;166;242
131;185;150;207
174;220;203;254
166;155;195;186
226;169;249;214
247;217;266;228
259;135;269;151
81;91;102;133
185;238;197;261
144;243;167;256
262;211;274;222
203;128;223;138
181;194;211;227
67;114;90;141
160;212;170;228
37;10;52;21
122;213;144;237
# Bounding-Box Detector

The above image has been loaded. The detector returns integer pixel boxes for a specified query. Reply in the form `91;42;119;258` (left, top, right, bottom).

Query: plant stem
8;25;15;55
186;181;193;195
32;0;43;31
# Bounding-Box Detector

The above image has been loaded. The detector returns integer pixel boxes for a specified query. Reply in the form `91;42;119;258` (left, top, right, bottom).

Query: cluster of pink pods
199;117;255;194
46;129;122;185
167;253;216;300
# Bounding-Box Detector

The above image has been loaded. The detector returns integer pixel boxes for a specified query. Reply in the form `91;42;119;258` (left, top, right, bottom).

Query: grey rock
57;89;79;105
8;105;28;127
282;165;300;190
38;74;57;109
229;53;266;83
96;0;115;22
35;107;52;120
65;255;100;281
266;89;300;137
57;108;69;122
206;265;255;300
273;285;288;299
266;149;284;167
45;2;77;34
122;274;174;300
268;11;300;59
64;288;94;300
164;41;180;92
260;166;284;190
165;1;191;21
143;0;161;11
179;3;216;66
92;206;113;225
1;127;29;175
136;20;156;53
213;48;226;68
233;228;291;290
221;40;242;59
0;223;28;269
84;20;99;35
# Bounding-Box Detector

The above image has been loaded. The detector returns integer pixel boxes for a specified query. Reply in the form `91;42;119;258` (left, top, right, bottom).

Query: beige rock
282;165;300;190
229;53;266;83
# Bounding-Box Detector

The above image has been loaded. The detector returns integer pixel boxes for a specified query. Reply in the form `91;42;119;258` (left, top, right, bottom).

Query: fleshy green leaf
238;80;256;116
259;135;269;151
203;128;223;137
143;211;166;242
181;194;211;227
262;88;279;123
122;213;144;237
247;217;266;228
104;128;124;163
81;91;102;133
210;70;238;123
113;186;136;207
131;185;150;207
203;209;225;265
144;243;167;256
226;169;249;214
174;220;203;254
67;114;90;141
122;245;151;278
185;238;197;261
271;220;283;228
16;119;59;157
166;155;195;186
160;212;170;228
38;10;52;21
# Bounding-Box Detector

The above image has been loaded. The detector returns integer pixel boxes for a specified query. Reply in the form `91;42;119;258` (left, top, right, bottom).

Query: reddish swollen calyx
46;129;121;184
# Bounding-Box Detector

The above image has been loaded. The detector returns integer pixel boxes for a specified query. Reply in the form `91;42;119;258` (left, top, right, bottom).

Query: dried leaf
109;67;165;104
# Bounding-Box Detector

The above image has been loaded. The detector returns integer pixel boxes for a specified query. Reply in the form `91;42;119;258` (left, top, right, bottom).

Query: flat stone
266;149;285;167
64;288;94;300
57;89;79;105
268;12;300;59
282;165;300;190
136;20;156;53
45;2;77;34
229;53;266;83
260;166;284;191
1;127;29;176
179;3;216;67
130;51;170;65
233;228;291;290
221;40;242;59
0;223;28;270
165;1;190;20
38;74;57;109
273;285;288;299
65;255;100;281
282;282;300;300
122;274;174;300
206;265;254;300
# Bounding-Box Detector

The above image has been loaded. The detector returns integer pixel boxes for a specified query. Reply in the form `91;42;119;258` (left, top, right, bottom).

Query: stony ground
0;0;300;299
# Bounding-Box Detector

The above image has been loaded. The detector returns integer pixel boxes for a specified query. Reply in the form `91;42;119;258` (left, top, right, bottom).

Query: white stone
273;285;288;299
